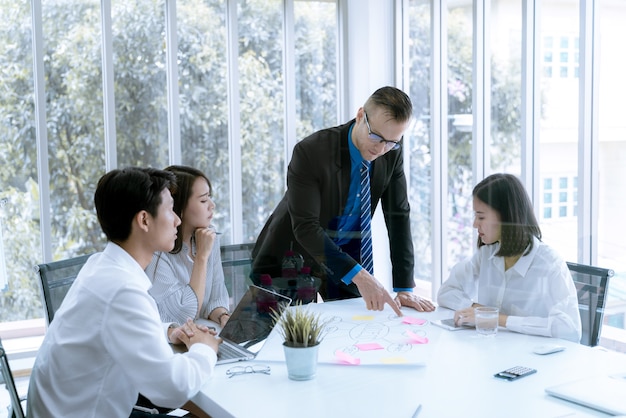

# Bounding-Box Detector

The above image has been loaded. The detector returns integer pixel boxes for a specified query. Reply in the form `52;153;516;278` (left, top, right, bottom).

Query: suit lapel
369;158;385;206
335;124;352;214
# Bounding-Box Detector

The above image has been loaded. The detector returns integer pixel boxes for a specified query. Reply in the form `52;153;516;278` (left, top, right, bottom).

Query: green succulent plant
271;304;329;348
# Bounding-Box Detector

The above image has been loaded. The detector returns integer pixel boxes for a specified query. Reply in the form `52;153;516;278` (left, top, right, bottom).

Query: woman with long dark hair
438;173;581;342
146;165;230;328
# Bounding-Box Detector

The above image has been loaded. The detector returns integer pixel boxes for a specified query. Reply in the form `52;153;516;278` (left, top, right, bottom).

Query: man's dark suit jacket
251;119;415;300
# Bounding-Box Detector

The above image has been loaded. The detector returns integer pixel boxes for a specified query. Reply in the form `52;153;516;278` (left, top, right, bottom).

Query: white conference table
191;298;625;418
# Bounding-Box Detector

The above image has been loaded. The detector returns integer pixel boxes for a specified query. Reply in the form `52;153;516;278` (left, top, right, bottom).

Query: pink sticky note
355;342;384;351
406;330;429;344
402;316;427;325
335;350;361;365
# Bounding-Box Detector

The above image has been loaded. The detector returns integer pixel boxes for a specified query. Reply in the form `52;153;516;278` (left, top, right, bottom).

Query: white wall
344;0;398;291
344;0;397;115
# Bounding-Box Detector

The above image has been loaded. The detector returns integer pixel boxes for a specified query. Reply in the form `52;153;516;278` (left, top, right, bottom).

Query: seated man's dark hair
94;167;177;242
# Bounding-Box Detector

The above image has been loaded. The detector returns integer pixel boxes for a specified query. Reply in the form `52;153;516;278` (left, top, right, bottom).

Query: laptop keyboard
218;342;249;361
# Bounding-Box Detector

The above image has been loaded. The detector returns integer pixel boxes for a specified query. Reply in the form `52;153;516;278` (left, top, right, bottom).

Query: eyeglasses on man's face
363;111;402;151
225;365;271;378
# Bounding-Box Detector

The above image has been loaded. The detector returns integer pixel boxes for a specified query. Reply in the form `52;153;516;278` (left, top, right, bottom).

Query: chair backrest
567;261;614;347
220;243;255;310
0;338;26;418
35;253;93;324
220;243;255;261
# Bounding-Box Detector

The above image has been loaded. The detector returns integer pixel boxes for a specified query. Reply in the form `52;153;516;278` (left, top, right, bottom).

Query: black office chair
35;253;93;324
567;261;614;347
0;337;26;418
220;242;255;261
220;243;255;310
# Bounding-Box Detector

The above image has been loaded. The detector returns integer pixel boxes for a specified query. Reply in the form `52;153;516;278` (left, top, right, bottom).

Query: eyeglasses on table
226;364;271;378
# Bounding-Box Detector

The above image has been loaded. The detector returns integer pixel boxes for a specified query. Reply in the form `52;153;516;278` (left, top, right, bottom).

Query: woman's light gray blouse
146;239;229;324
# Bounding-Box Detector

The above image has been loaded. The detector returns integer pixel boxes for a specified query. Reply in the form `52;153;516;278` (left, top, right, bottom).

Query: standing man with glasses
252;86;435;314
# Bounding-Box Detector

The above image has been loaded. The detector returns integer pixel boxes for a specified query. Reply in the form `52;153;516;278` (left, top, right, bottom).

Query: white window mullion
398;0;411;191
284;0;297;169
578;0;599;264
337;0;348;122
31;0;52;262
396;0;407;89
431;0;447;298
226;0;243;243
521;0;541;206
100;0;117;171
473;0;489;181
165;0;181;165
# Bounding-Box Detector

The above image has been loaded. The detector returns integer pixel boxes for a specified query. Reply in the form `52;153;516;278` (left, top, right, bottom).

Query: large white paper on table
255;300;435;366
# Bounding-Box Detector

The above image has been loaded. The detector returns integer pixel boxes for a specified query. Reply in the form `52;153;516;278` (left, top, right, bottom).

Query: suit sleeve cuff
341;264;363;285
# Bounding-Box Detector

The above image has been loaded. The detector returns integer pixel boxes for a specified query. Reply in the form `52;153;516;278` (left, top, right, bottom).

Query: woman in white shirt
437;173;582;342
146;165;231;327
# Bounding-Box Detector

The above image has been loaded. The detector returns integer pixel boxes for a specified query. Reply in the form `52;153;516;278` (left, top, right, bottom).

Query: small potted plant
271;303;329;380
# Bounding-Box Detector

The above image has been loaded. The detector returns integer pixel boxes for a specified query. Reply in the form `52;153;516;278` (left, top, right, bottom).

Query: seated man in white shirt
27;167;222;418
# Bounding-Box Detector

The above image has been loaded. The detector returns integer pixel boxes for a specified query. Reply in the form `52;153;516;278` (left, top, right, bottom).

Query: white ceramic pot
283;343;320;381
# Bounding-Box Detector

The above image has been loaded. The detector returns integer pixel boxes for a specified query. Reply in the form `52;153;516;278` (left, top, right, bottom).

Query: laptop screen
219;285;291;354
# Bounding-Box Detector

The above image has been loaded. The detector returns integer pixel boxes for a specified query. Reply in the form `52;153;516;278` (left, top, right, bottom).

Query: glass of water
474;306;499;337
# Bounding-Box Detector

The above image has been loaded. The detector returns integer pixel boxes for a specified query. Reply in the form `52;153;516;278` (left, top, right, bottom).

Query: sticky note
352;315;375;321
355;342;384;351
335;350;361;365
402;316;427;325
406;330;429;344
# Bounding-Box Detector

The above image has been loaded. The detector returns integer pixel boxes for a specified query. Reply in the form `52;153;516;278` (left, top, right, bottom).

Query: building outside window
541;175;577;221
0;0;338;330
543;35;579;79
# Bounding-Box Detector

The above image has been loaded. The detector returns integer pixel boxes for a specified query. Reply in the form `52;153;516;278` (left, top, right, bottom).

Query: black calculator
494;366;537;381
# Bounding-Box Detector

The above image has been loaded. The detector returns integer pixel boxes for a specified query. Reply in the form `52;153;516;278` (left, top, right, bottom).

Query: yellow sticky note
352;315;375;321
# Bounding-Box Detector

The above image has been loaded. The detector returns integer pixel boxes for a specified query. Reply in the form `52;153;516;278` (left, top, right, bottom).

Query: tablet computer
432;318;474;331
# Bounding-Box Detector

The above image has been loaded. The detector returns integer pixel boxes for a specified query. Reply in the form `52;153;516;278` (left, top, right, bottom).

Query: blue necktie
360;161;373;275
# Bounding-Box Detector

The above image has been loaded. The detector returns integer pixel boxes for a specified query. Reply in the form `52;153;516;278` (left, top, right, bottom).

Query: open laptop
216;284;291;365
545;374;626;415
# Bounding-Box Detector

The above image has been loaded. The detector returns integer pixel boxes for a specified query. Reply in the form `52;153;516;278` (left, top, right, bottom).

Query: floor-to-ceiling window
0;0;41;321
490;0;522;176
407;0;524;287
236;0;286;243
2;0;626;353
177;0;231;237
0;0;339;327
403;0;626;350
445;2;474;271
406;0;432;287
537;0;580;263
597;0;626;345
294;0;338;138
113;0;169;169
42;0;107;256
